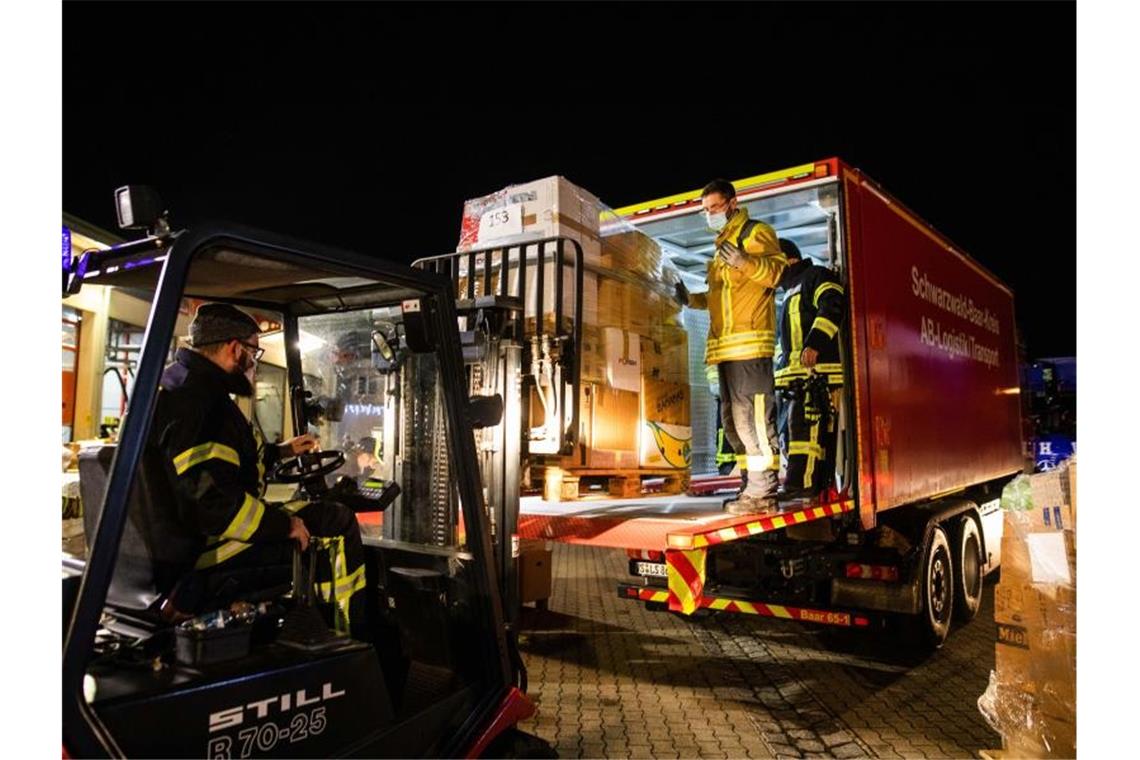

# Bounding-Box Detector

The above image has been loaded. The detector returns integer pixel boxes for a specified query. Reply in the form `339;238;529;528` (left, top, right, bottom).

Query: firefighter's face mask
226;340;261;396
702;194;734;232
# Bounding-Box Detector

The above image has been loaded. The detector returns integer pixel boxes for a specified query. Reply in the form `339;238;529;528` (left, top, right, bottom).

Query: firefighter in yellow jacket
674;180;788;513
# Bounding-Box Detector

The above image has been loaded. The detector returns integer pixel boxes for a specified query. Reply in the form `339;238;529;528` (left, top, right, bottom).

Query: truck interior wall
636;180;849;479
843;169;1023;516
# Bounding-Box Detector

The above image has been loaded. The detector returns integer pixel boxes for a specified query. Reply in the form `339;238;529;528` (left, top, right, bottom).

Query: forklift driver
151;303;368;638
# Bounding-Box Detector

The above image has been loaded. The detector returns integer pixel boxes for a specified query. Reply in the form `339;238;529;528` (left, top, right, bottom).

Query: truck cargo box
842;165;1023;527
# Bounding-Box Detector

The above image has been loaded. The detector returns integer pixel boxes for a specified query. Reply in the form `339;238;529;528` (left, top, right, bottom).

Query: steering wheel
273;450;346;484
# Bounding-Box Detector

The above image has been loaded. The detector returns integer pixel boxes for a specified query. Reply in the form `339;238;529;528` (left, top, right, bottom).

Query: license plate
635;561;668;578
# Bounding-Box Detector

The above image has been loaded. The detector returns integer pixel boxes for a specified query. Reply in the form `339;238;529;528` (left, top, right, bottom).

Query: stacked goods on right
978;458;1076;758
456;176;692;499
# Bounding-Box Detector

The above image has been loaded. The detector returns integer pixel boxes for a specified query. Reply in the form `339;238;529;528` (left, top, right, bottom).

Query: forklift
62;187;553;758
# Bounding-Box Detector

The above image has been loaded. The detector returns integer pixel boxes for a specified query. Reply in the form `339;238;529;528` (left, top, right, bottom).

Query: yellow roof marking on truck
611;163;818;218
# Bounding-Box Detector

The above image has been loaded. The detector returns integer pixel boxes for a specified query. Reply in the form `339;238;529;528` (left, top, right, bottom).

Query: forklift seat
79;445;296;627
79;444;201;615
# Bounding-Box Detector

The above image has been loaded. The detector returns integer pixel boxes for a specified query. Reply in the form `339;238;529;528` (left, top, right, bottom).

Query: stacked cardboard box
457;177;692;483
979;459;1077;758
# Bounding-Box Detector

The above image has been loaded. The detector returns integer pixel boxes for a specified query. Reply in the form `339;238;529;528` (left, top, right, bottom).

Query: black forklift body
62;222;521;758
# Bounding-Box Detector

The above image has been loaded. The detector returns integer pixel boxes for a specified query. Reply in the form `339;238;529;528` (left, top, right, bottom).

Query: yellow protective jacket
689;209;787;364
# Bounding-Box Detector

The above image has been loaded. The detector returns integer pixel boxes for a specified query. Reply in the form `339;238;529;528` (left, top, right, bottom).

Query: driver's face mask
226;344;257;397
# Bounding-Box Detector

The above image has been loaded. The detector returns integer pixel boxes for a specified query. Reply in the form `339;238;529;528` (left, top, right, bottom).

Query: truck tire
952;515;983;622
919;524;954;649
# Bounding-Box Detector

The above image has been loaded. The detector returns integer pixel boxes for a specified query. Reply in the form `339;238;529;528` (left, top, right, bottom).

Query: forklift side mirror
467;394;504;429
371;330;395;363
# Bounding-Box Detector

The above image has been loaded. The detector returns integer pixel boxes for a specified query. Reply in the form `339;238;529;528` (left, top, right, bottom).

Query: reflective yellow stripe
220;493;266;542
173;442;240;475
195;539;254;568
804;421;820;488
735;454;749;467
813;281;844;307
768;605;793;619
712;330;777;345
811;316;839;339
752;393;777;471
254;428;266;483
283;499;309;514
313;536;365;634
770;515;787;529
747;258;774;283
789;294;803;354
788;442;825;457
709;598;733;611
721;266;734;335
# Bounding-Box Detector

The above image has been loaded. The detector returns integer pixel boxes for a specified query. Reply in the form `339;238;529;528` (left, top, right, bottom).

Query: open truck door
62;192;542;758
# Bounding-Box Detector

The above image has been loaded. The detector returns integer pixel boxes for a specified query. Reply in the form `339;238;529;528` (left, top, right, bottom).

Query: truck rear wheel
919;524;954;649
952;515;983;622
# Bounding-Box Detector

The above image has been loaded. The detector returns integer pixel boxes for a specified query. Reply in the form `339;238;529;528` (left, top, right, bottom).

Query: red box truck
611;158;1024;647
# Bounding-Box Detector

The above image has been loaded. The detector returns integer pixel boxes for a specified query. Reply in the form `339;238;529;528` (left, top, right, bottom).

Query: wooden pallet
541;466;690;501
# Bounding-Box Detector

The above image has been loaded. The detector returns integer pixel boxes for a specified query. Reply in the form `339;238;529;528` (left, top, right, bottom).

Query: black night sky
63;2;1075;358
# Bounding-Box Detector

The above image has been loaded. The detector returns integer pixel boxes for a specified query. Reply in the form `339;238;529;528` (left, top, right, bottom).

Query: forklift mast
413;237;585;623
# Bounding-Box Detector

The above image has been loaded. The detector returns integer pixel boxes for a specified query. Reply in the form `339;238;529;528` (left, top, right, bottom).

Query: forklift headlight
114;185;165;231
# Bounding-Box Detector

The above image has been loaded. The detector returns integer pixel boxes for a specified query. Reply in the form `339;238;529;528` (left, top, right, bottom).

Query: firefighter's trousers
717;358;780;494
177;499;369;640
783;382;843;494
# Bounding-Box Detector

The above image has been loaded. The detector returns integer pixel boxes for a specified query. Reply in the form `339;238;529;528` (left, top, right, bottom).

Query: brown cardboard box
603;327;641;392
640;328;689;385
563;384;641;470
519;539;553;604
987;465;1077;758
642;379;691;426
600;228;665;279
458;176;603;259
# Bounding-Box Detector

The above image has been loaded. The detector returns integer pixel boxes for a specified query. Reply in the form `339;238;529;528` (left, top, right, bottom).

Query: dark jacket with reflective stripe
151;348;291;547
774;259;847;387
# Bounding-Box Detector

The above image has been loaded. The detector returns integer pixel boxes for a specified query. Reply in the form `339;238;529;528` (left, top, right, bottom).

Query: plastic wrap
457;176;692;476
978;460;1076;758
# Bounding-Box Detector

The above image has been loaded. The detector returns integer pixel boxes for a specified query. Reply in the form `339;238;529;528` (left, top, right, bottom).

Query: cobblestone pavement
515;543;1000;759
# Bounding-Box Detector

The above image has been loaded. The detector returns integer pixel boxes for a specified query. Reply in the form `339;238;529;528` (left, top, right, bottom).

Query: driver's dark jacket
151;348;291;565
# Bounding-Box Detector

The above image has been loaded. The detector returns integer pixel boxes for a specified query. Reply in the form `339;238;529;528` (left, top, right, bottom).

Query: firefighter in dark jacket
774;239;847;500
152;303;368;638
